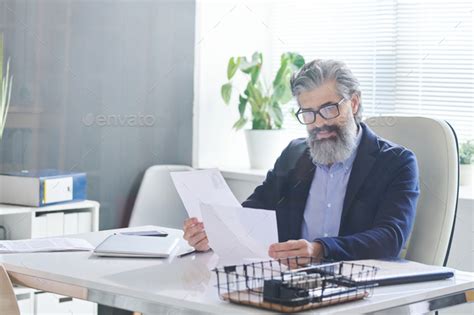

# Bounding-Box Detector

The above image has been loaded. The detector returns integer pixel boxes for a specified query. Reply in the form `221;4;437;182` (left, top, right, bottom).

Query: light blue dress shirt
301;127;363;242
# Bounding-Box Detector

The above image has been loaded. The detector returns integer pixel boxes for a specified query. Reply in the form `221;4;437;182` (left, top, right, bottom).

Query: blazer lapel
341;123;379;223
286;149;316;240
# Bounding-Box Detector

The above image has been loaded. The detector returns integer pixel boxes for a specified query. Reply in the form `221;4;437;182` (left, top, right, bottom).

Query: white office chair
128;165;194;229
365;116;459;266
0;264;20;315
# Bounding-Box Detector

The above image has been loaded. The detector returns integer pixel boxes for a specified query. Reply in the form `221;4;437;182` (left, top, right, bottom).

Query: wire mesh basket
214;257;378;312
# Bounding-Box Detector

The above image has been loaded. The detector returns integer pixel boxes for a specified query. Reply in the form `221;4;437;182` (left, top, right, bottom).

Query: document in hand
200;203;278;263
170;169;241;219
0;238;94;253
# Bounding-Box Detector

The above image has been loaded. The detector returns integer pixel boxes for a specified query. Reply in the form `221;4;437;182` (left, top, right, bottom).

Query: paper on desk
0;238;94;253
200;203;278;263
170;169;241;220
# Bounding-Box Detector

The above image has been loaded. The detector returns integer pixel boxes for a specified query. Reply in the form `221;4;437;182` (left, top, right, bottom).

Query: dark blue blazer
242;122;420;261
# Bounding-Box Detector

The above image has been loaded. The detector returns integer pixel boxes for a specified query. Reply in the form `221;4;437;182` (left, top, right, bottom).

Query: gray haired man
184;59;419;267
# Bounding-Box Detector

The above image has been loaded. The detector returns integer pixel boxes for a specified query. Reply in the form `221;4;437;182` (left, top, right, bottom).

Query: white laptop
93;233;180;258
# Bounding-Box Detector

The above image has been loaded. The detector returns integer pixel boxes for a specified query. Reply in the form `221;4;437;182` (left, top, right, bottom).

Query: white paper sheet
200;203;278;263
170;169;241;219
0;238;94;253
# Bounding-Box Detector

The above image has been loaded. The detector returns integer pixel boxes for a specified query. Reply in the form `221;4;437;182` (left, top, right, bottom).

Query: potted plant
221;51;305;169
460;140;474;186
0;34;13;140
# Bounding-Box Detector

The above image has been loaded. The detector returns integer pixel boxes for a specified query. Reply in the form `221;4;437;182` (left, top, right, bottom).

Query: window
194;0;474;169
270;0;474;142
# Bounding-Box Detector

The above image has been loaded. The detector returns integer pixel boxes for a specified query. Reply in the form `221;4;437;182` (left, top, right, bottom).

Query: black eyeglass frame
295;97;346;125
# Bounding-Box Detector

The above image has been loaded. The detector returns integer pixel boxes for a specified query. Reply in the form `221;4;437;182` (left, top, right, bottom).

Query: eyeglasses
295;98;346;125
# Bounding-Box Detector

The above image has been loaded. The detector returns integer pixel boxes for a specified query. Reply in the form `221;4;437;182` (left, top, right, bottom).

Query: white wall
193;0;275;169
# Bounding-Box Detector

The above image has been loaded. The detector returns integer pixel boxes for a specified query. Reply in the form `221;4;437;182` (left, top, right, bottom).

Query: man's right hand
183;217;210;251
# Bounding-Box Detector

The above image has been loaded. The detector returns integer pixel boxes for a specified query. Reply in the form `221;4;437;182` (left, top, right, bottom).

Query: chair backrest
128;165;194;229
0;264;20;315
365;116;459;266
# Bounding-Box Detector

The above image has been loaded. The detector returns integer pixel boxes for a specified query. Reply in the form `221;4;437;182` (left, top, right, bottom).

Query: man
184;59;420;263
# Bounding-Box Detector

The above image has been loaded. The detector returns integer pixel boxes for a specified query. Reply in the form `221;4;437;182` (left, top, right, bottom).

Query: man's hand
183;217;210;252
268;239;324;268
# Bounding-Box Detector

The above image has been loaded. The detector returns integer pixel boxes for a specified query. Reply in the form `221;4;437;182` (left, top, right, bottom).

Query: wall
193;0;280;169
0;0;195;230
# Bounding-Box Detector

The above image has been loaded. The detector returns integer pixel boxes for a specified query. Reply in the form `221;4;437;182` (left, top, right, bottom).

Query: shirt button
330;174;334;178
324;233;328;237
327;203;332;208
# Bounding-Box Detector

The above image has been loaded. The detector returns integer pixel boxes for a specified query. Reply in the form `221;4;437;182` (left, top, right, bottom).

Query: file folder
0;169;87;206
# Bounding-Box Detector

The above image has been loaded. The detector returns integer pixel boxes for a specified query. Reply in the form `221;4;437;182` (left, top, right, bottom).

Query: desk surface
1;226;473;314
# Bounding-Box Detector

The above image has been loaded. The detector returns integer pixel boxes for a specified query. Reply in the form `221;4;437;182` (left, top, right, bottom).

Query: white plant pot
460;164;473;186
244;129;292;170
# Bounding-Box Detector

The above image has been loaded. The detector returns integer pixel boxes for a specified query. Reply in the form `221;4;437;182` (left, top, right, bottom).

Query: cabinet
0;200;100;315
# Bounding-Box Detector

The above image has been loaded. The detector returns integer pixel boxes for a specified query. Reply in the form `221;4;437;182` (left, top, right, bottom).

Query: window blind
269;0;473;142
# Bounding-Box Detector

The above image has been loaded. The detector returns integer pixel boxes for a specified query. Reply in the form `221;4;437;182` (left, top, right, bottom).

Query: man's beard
306;117;358;165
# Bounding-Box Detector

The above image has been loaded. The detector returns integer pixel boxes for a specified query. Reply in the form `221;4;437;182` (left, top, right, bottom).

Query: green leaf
273;83;293;104
243;87;250;97
227;57;240;80
280;52;290;63
291;53;305;68
460;140;474;164
221;83;232;104
252;117;265;130
232;117;248;130
281;52;305;68
273;65;289;87
220;51;304;131
252;51;263;64
268;104;284;128
274;52;305;88
240;56;255;74
240;52;263;74
252;113;272;130
250;65;261;85
246;82;264;108
238;95;247;117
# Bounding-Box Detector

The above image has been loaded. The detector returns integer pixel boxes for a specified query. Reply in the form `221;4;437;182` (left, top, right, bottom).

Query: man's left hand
268;239;324;268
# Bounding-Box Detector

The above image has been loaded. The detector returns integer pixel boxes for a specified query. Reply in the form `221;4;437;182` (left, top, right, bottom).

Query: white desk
0;226;473;314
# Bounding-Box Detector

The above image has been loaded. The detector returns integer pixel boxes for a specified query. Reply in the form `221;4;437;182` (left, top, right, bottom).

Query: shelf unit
0;200;100;315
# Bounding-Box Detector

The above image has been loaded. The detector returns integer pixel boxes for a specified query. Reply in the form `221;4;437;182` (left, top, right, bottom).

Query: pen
177;249;197;258
177;248;212;258
119;231;168;237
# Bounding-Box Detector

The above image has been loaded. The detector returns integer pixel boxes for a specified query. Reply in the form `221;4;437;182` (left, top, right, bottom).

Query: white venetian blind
394;0;474;141
269;0;474;142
